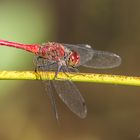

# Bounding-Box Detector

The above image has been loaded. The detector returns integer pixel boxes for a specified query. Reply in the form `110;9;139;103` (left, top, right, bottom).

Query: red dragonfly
0;39;121;119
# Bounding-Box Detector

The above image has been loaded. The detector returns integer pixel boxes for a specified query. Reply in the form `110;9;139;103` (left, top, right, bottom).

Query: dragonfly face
67;50;80;67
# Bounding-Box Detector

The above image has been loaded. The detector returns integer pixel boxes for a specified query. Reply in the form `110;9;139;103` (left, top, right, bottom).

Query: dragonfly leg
34;65;41;80
54;64;62;79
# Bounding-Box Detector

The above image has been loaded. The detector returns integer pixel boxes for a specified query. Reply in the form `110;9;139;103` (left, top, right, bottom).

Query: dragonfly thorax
39;43;80;67
39;42;65;61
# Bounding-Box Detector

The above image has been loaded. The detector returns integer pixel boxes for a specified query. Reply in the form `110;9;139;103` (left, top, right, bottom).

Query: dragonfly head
68;50;80;67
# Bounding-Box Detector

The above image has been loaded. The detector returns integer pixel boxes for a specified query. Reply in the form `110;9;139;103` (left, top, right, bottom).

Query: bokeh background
0;0;140;140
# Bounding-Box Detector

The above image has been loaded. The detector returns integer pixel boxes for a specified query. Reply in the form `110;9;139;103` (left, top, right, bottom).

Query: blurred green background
0;0;140;140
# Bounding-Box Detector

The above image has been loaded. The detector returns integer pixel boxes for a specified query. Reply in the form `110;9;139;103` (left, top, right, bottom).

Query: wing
63;44;121;69
34;56;87;119
83;50;121;69
52;66;87;118
33;56;59;120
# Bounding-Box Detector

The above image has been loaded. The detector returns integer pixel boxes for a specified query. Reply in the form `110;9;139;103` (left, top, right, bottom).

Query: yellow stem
0;71;140;86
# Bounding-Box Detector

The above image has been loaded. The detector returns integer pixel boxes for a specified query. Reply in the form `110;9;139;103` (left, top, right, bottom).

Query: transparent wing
63;44;94;66
34;56;87;119
63;44;121;69
83;50;121;69
33;56;59;120
52;66;87;118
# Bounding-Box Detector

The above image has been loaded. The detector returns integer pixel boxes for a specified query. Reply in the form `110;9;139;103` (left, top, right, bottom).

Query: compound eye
68;51;80;67
71;55;75;61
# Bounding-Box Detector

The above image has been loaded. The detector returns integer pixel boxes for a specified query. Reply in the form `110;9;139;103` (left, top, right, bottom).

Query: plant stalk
0;71;140;87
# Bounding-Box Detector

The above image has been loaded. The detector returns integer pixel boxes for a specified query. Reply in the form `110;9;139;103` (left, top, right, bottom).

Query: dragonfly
0;39;121;119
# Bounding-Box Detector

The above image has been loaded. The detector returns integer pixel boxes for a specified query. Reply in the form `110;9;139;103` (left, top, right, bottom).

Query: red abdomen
39;42;65;61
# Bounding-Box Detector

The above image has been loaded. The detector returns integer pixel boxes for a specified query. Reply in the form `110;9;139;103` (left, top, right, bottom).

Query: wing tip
113;54;122;68
78;103;87;119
